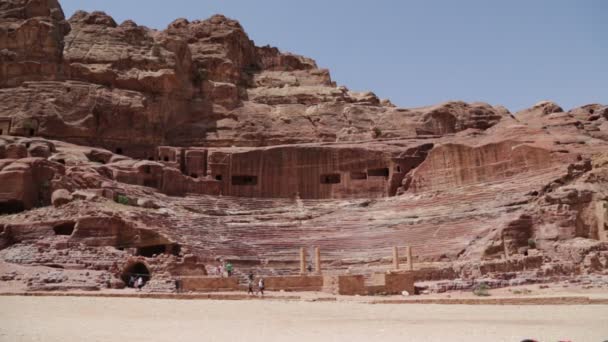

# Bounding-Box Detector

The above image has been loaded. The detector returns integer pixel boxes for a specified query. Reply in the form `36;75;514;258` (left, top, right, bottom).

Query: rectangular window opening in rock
143;179;158;188
320;174;341;184
368;168;389;177
350;171;368;180
0;200;25;215
136;245;167;257
232;175;258;186
53;222;75;236
0;118;10;135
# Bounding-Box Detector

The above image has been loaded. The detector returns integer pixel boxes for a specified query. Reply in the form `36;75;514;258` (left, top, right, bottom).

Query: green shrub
473;282;491;297
116;195;130;206
527;238;536;249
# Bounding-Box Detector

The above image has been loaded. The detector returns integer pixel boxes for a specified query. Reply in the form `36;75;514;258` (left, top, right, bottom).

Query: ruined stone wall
179;276;239;292
70;216;172;249
336;275;366;295
263;275;323;291
0;158;61;212
383;272;416;294
208;146;395;199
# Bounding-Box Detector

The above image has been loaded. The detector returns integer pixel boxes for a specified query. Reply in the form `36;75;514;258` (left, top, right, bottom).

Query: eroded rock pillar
393;246;399;270
314;246;321;274
406;246;413;271
300;247;306;274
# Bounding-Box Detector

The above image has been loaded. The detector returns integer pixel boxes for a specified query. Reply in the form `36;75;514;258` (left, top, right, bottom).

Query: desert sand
1;296;607;342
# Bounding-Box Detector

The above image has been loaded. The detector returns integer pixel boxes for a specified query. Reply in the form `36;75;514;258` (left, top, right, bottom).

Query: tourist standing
247;276;255;296
136;276;144;291
258;277;265;297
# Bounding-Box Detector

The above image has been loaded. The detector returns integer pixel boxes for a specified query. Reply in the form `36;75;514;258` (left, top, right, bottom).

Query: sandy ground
1;296;607;342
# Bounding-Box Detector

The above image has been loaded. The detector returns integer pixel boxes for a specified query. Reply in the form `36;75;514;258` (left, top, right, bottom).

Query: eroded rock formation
1;0;607;293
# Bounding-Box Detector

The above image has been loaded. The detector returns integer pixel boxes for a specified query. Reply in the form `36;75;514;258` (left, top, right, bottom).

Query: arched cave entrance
121;262;151;287
53;222;75;236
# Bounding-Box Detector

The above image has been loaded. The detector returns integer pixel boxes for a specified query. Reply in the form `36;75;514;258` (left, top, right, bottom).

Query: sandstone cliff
1;0;607;292
1;0;513;158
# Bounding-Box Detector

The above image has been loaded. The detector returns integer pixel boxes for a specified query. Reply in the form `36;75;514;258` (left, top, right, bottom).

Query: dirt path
1;296;607;342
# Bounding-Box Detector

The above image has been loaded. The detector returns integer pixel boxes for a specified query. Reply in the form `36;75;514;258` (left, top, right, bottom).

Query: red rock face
1;0;514;155
407;141;559;193
0;0;70;86
0;0;607;292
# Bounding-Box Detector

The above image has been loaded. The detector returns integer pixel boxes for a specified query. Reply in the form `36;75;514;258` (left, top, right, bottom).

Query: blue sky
61;0;607;112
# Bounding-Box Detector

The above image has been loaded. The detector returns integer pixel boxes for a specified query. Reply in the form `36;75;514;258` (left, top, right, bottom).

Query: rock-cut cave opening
136;244;180;257
121;262;151;287
0;200;25;215
53;222;75;236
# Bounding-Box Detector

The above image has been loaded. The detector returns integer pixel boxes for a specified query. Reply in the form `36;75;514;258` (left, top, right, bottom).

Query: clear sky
61;0;607;112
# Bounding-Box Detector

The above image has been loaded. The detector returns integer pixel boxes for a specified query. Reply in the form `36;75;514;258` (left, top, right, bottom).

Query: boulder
136;198;159;209
51;189;72;207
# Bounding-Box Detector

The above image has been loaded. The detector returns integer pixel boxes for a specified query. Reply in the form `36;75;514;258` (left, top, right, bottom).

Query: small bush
527;238;536;249
473;283;491;297
371;127;382;138
116;195;130;206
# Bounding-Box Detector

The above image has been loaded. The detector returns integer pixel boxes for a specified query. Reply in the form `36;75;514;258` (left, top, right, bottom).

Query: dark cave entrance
0;200;25;215
232;175;257;186
368;167;390;177
136;245;166;257
320;174;341;184
53;222;75;236
121;262;151;287
136;244;180;257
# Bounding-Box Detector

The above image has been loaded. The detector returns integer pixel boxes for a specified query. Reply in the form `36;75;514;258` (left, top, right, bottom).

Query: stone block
384;272;415;295
336;275;366;295
263;275;323;291
179;276;239;292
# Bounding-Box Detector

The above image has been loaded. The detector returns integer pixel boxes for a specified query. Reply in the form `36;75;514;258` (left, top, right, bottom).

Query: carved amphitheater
0;0;607;295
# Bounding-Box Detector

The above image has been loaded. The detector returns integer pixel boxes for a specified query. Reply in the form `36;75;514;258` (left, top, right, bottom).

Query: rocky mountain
0;0;607;292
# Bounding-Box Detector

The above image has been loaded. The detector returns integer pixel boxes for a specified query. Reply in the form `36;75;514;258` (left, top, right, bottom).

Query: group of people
128;275;145;291
215;261;234;277
213;262;265;296
246;271;265;297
